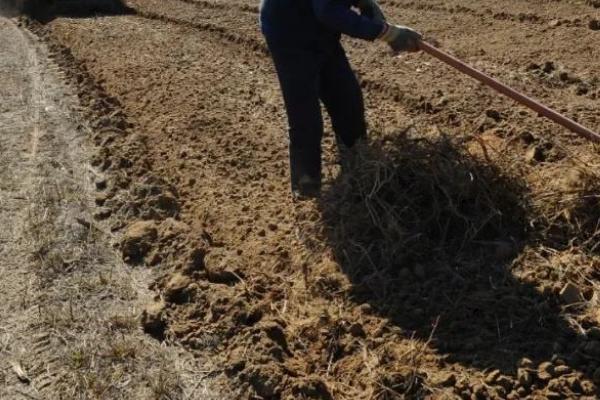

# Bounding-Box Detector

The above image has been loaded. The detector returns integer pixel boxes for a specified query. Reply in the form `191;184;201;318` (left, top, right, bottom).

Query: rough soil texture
0;15;222;399
19;0;600;398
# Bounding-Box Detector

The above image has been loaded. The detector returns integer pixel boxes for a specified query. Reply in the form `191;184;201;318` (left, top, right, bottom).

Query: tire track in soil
0;16;225;400
25;28;42;158
0;18;62;398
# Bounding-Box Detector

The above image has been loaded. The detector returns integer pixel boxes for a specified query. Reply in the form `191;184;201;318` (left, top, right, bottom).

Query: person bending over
260;0;421;198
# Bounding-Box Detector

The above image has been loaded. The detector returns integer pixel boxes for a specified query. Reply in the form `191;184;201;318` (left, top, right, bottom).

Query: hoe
417;40;600;144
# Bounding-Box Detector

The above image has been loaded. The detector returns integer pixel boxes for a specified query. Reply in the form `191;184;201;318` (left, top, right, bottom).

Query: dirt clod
348;322;366;338
164;273;193;304
559;282;583;305
519;358;534;368
95;192;109;206
432;372;456;387
495;375;514;391
95;178;107;190
245;364;283;398
546;390;562;399
554;365;571;376
93;207;112;221
121;220;157;263
158;218;190;240
485;369;501;384
142;301;167;340
261;321;290;353
518;368;533;387
549;19;562;27
204;249;243;285
538;361;555;381
542;61;556;74
290;377;332;400
519;130;536;144
525;145;546;163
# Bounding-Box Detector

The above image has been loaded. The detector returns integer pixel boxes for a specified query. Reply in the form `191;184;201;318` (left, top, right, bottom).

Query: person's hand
357;0;386;23
379;23;422;53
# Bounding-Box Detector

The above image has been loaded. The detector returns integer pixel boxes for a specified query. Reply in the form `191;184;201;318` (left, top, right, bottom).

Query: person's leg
267;41;323;197
319;43;367;149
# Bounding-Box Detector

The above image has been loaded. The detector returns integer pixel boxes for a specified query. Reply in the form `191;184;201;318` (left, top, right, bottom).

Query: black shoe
292;174;321;200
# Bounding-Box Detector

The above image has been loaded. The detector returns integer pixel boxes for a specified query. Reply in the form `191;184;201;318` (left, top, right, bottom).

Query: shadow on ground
3;0;134;22
318;131;598;396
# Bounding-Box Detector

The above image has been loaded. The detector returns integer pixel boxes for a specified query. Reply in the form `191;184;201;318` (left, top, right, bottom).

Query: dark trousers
266;39;367;190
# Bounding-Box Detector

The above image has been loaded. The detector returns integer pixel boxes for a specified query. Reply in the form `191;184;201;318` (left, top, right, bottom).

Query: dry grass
302;130;600;396
324;133;530;270
19;140;203;400
321;129;599;284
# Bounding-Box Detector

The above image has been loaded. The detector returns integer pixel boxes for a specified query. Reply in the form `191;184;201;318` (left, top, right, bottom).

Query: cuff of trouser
378;23;394;42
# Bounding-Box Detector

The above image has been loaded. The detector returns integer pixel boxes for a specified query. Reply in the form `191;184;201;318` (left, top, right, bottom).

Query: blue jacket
260;0;384;47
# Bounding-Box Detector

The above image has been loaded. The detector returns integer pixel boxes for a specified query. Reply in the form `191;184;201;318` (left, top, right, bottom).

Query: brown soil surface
22;0;600;398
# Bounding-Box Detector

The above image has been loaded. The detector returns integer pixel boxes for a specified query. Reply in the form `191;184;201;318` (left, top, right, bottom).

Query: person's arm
311;0;385;41
312;0;423;52
356;0;386;23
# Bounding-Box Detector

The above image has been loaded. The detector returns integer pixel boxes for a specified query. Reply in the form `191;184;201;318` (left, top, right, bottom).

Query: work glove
379;23;422;53
357;0;386;23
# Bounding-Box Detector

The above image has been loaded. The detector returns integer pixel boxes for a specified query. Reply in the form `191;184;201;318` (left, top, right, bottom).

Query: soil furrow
383;0;597;28
176;0;258;14
134;10;268;54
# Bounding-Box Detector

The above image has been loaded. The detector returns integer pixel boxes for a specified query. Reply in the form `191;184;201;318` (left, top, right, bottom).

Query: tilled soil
24;0;600;398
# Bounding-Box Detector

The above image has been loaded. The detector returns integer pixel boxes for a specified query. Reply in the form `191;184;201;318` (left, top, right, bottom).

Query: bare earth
2;0;600;399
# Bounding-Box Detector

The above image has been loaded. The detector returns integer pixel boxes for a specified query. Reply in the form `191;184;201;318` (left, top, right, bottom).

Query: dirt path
0;16;45;398
0;16;222;399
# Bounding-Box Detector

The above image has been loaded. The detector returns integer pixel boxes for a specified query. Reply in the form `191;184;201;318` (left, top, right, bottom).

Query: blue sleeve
311;0;384;41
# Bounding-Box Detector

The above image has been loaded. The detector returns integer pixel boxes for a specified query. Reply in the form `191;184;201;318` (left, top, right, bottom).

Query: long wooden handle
418;41;600;144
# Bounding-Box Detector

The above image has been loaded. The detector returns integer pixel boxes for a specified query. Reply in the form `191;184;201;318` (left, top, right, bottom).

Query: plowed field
23;0;600;398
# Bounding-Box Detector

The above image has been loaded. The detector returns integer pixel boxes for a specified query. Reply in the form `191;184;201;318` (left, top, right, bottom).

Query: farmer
260;0;421;198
